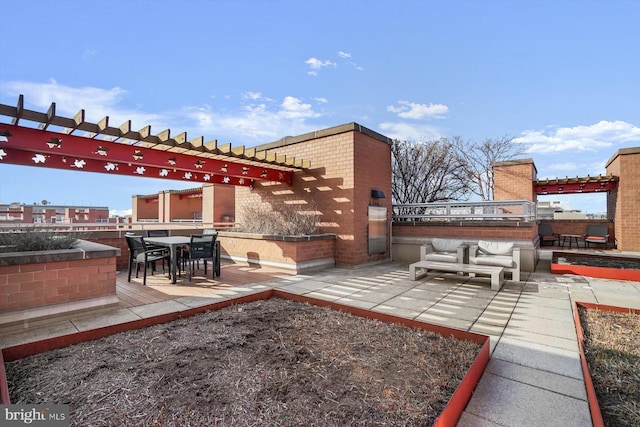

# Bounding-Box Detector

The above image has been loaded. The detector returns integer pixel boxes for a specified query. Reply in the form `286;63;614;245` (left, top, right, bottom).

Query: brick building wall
213;186;235;223
235;123;392;266
168;191;202;220
606;147;640;251
493;158;537;202
132;196;159;221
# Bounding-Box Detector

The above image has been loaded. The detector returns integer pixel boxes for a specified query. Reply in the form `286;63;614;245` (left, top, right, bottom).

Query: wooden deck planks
116;261;292;308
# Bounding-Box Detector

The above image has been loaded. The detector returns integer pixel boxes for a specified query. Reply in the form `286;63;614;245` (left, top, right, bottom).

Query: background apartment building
0;202;110;225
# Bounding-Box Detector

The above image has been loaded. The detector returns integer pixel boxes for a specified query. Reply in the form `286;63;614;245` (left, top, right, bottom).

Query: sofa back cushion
431;238;465;253
478;240;514;255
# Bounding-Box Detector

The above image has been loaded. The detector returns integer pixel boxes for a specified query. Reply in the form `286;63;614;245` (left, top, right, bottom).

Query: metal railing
0;221;239;233
393;200;537;222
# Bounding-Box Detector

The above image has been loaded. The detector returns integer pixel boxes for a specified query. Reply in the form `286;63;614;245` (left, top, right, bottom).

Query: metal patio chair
538;224;560;247
186;234;217;281
125;235;170;286
584;225;610;249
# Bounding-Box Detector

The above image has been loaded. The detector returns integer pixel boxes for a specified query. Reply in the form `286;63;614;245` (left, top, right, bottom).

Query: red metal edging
573;302;640;427
1;290;490;425
0;350;9;404
552;263;640;281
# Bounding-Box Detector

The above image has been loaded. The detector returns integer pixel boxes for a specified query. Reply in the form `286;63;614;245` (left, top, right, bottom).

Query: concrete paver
491;337;584;380
1;252;639;427
463;373;592;427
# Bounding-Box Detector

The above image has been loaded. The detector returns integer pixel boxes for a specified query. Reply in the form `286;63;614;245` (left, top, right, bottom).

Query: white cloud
547;162;579;171
305;57;336;76
1;80;166;131
516;120;640;153
387;100;448;120
1;81;325;146
184;95;324;142
338;51;351;58
242;91;262;100
241;91;273;102
280;96;321;119
378;122;445;141
110;209;132;217
314;97;328;104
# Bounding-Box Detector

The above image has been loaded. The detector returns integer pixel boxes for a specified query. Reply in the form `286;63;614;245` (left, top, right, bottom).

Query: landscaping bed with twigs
579;307;640;427
6;298;482;426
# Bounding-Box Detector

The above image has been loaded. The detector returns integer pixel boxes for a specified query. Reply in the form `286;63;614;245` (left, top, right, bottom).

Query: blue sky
1;0;638;216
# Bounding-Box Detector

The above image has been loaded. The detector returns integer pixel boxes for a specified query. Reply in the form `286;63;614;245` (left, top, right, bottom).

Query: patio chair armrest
457;244;469;264
512;247;521;267
469;245;479;258
420;243;435;260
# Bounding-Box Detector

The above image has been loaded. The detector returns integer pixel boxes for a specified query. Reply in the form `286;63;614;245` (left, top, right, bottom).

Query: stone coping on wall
0;240;120;266
216;231;337;242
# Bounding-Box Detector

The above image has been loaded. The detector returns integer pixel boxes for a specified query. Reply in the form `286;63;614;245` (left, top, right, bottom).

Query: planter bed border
573;301;640;427
1;289;490;426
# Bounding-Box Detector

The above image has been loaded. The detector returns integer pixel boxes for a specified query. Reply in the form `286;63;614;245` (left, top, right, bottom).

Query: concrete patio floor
2;250;639;426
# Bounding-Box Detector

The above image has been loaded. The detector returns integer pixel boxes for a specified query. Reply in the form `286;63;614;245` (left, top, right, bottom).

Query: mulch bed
6;298;482;426
579;307;640;427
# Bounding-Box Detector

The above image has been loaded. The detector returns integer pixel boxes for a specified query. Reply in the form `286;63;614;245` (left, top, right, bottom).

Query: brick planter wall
217;231;336;273
0;240;119;312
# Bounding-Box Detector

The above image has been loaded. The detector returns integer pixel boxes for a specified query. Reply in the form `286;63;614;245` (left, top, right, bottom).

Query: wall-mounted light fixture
371;189;385;199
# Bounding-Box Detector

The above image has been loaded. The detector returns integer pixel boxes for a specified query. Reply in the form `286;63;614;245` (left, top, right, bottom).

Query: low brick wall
0;241;119;312
217;232;336;273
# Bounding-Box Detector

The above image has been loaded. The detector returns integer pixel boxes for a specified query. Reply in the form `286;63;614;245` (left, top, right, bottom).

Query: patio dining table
145;236;222;284
145;236;190;284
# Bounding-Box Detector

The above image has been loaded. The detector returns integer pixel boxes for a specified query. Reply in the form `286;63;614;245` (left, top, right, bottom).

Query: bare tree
460;136;526;201
391;137;471;205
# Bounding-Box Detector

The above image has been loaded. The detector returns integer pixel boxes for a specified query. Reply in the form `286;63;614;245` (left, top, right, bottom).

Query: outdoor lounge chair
420;238;469;264
538;224;559;247
584;225;610;249
469;240;521;281
125;235;170;286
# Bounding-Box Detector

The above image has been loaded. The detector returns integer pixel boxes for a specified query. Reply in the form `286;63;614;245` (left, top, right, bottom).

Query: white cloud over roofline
1;80;328;145
378;121;445;141
516;120;640;153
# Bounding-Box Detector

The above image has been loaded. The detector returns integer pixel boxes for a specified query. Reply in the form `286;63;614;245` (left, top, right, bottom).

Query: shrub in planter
238;203;319;235
0;228;87;253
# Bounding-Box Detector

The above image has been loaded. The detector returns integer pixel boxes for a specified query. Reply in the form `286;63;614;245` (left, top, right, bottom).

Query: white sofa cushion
431;238;466;253
478;240;514;255
473;255;515;268
424;252;459;263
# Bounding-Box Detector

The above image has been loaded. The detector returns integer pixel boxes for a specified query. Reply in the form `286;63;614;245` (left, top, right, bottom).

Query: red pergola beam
0;124;293;185
0;148;256;187
535;180;617;195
